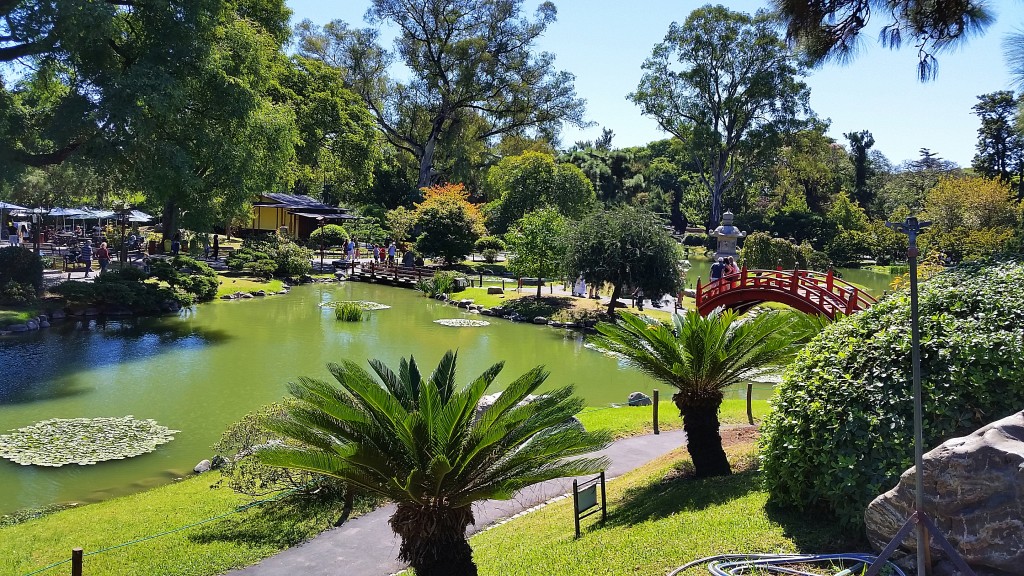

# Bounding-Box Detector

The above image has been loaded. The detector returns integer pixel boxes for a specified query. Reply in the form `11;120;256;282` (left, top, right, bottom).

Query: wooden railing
695;267;876;318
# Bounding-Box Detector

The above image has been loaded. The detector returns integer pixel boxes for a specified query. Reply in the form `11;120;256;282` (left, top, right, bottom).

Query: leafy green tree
275;57;381;203
297;0;588;188
921;175;1018;261
773;0;995;80
564;206;682;315
971;91;1024;198
844;130;876;208
484;152;595;233
384;205;417;244
765;122;853;215
258;351;610;576
414;184;485;266
590;310;820;477
630;5;809;229
506;208;568;299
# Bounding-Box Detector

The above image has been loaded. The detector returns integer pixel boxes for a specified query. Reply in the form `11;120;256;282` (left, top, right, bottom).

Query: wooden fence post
72;548;83;576
653;389;659;435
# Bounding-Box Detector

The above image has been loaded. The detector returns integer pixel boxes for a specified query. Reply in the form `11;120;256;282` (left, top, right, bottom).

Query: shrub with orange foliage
413;183;486;265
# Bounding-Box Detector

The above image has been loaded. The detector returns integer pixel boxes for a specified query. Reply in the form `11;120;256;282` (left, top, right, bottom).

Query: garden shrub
741;232;808;269
481;248;499;263
149;256;217;302
474;236;506;252
825;229;873;267
682;233;706;247
414;270;466;297
226;236;312;278
0;281;36;305
0;247;43;291
308;224;349;249
760;258;1024;528
214;402;349;498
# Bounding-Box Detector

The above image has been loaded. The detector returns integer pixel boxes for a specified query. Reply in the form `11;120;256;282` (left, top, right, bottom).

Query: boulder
193;459;212;474
241;292;254;299
25;320;38;330
453;277;470;290
50;309;66;320
221;294;235;300
627;392;653;407
865;411;1024;576
480;308;493;316
39;320;50;328
487;286;504;295
255;290;267;296
469;309;481;314
6;323;28;332
548;321;563;328
532;316;547;325
37;315;48;323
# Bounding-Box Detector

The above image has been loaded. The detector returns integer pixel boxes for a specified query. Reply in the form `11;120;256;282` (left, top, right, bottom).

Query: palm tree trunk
676;394;731;477
391;503;477;576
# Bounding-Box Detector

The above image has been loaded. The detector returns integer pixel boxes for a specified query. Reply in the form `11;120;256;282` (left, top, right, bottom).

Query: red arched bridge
695;268;876;319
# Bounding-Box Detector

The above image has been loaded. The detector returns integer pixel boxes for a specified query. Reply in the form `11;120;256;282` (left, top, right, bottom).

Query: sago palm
590;309;821;477
258;351;610;576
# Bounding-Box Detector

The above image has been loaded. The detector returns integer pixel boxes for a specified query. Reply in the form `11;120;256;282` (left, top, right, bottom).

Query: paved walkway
226;430;686;576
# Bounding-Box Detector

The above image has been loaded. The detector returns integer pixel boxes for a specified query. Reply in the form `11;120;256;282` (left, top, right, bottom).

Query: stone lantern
710;210;745;261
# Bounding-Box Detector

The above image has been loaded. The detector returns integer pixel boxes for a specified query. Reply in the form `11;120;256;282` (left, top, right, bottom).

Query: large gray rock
627;392;653;407
6;323;28;332
865;411;1024;576
487;286;503;295
194;459;212;474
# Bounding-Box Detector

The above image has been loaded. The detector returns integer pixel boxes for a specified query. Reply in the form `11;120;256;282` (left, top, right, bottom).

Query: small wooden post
653;389;660;435
695;278;702;307
600;470;607;522
572;478;581;538
72;548;83;576
826;268;834;292
479;271;483;287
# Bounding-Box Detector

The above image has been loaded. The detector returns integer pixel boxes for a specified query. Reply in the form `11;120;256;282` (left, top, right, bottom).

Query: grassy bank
1;399;771;576
0;307;41;325
216;275;284;298
0;476;353;576
470;443;862;575
577;399;769;438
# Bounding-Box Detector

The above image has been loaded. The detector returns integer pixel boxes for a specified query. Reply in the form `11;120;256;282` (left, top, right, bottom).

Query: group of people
368;241;399;265
70;239;112;276
709;256;740;283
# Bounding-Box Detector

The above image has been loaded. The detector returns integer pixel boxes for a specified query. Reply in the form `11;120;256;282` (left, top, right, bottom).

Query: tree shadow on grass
189;495;347;550
605;470;763;528
764;502;868;552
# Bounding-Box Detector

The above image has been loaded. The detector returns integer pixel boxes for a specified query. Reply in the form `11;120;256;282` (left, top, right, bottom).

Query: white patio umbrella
128;210;153;222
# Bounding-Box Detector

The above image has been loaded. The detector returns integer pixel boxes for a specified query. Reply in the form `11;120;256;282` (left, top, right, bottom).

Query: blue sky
286;0;1023;167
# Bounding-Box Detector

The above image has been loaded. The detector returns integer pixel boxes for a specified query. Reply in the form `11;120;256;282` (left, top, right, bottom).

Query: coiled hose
668;553;907;576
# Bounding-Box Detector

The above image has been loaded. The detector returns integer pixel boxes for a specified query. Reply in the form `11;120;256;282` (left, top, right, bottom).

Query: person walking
95;242;111;274
212;234;219;260
80;240;93;277
387;242;396;264
171;233;181;256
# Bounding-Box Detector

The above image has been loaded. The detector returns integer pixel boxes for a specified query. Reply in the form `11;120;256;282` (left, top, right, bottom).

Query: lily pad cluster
434;319;489;327
323;300;391;310
0;416;179;467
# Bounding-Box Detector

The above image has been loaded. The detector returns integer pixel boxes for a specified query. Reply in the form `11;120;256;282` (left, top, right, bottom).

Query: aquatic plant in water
434;319;489;327
334;302;364;321
0;416;179;467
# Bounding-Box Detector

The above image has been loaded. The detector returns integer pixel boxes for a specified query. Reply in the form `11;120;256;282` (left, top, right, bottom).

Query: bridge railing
695;267;876;316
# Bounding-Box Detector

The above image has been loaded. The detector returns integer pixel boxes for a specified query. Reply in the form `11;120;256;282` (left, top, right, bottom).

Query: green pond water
0;264;896;515
0;282;780;515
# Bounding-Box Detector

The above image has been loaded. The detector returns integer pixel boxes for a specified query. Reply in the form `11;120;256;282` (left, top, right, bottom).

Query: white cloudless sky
286;0;1024;167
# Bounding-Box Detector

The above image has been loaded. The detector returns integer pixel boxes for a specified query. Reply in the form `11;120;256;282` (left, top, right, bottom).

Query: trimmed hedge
308;224;349;249
0;247;43;291
760;258;1024;527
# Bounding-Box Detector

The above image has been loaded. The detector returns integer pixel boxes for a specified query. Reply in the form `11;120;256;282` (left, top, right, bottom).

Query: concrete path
226;430;686;576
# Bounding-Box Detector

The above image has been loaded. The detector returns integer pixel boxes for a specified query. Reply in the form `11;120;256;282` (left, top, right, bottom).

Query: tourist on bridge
710;257;725;283
725;256;739;277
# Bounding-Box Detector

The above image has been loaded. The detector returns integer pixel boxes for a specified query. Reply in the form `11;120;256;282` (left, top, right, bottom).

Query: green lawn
216;275;284;298
0;476;353;576
0;307;41;325
577;399;769;438
470;444;863;576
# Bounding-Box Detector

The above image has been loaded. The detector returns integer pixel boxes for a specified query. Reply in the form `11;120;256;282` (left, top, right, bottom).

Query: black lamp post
29;207;46;255
317;216;325;271
864;216;981;576
114;204;133;268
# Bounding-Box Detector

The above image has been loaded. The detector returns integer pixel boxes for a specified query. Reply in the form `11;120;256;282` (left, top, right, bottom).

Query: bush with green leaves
0;246;43;291
308;224;350;249
761;258;1024;528
0;281;35;305
226;236;313;278
481;248;499;263
415;270;466;298
149;256;217;302
825;229;872;267
474;236;506;252
54;276;191;312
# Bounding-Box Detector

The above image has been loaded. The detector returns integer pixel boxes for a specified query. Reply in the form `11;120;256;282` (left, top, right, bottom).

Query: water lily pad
434;319;489;327
0;416;179;467
323;301;391;311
